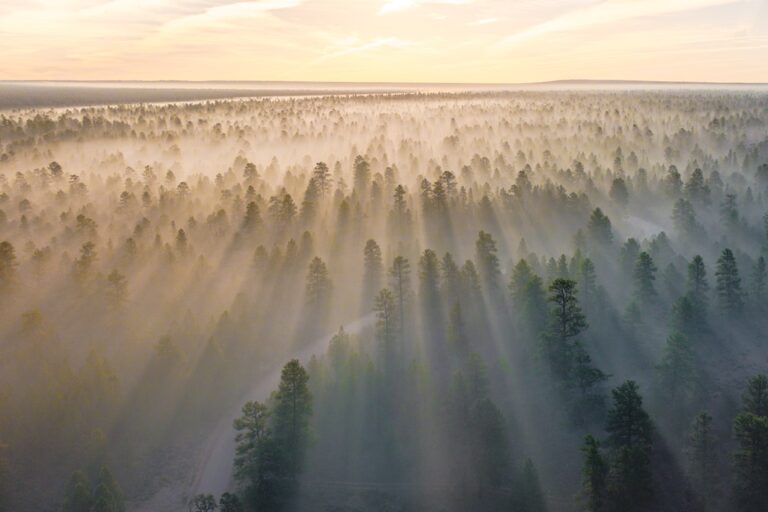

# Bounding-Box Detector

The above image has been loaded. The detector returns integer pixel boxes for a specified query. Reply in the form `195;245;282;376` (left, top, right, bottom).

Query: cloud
497;0;742;47
316;36;417;61
470;17;499;25
378;0;470;16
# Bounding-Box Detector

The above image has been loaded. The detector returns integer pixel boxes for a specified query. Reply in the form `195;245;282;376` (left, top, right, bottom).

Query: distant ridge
1;79;766;110
3;78;768;87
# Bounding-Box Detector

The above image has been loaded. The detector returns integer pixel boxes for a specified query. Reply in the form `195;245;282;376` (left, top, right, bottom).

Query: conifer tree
632;252;657;306
605;381;653;512
715;248;744;317
580;435;608;512
733;375;768;512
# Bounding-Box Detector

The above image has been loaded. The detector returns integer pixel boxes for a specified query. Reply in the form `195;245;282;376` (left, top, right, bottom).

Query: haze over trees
0;88;767;511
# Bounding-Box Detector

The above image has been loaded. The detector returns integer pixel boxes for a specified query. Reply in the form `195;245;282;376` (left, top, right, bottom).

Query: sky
0;0;767;83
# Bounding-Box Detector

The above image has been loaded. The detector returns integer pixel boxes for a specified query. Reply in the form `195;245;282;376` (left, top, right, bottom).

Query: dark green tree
312;162;332;198
632;252;657;307
580;435;608;512
362;239;383;305
587;208;613;247
218;493;243;512
389;256;411;340
605;381;653;512
353;155;370;194
579;258;598;317
512;458;547;512
62;471;92;512
686;412;718;510
715;248;744;317
686;255;709;322
750;256;767;313
0;241;17;294
272;360;313;476
189;494;217;512
733;375;768;511
305;256;332;306
657;333;696;404
475;231;501;293
373;288;397;365
91;467;124;512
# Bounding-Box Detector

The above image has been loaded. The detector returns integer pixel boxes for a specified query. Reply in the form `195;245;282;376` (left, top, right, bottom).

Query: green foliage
605;381;653;512
475;230;501;292
374;288;397;367
190;494;217;512
656;332;697;403
686;412;718;509
542;278;587;381
580;435;608;512
233;401;270;484
512;459;548;512
587;208;613;246
218;492;243;512
388;256;411;339
92;467;124;512
632;252;657;306
448;356;511;495
233;360;313;511
63;467;123;512
62;471;92;512
305;256;332;305
0;241;17;294
715;248;744;316
733;378;768;512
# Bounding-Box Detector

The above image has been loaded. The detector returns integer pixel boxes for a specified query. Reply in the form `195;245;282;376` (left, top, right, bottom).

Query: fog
1;87;768;512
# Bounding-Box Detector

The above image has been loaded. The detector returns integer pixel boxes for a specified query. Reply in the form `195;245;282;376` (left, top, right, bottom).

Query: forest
0;89;767;512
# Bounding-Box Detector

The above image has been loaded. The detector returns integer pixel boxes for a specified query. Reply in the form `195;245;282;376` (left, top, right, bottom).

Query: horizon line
3;78;768;87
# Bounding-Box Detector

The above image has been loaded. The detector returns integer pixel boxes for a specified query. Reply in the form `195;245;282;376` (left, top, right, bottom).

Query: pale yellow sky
1;0;767;83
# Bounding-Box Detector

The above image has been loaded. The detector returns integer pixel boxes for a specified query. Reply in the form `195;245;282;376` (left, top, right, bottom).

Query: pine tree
750;256;767;313
91;466;125;512
733;375;768;512
719;193;738;228
509;259;534;307
715;248;744;317
447;302;468;350
219;493;243;512
353;155;370;194
242;201;261;232
580;435;608;512
587;208;613;247
418;249;441;313
374;288;397;355
513;459;547;512
579;258;598;317
0;241;17;294
273;360;313;476
605;381;653;512
362;239;383;305
389;256;411;340
305;257;332;306
686;255;709;323
62;471;92;512
686;412;718;510
312;162;332;198
475;231;501;293
189;494;217;512
632;252;657;307
543;279;587;381
657;333;696;403
233;401;271;484
672;198;699;239
440;252;462;305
